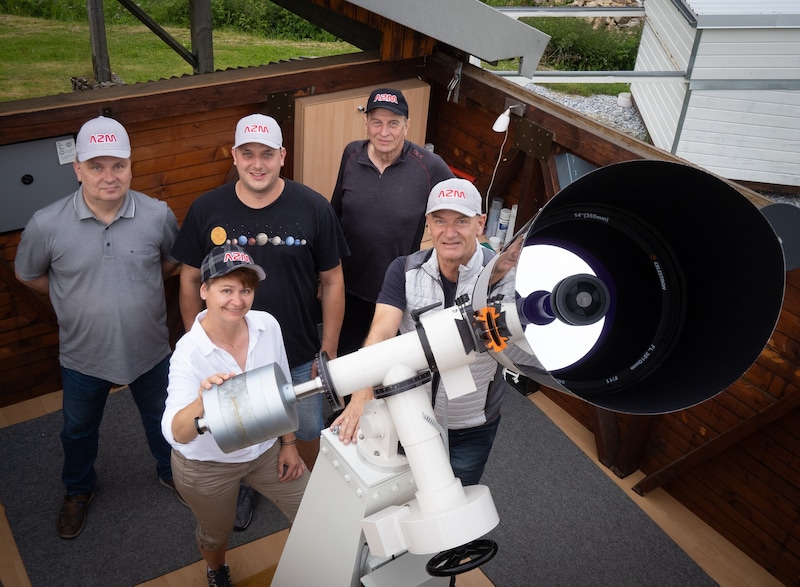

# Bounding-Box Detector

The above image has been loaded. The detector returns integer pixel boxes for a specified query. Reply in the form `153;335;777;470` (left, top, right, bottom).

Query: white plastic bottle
496;207;511;243
503;204;518;247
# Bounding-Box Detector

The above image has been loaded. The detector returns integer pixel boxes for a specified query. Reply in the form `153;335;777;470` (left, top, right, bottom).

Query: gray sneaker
233;483;257;531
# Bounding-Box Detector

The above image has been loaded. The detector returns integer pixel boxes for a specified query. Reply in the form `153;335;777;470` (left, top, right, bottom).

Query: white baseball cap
75;116;131;162
426;178;483;217
233;114;283;150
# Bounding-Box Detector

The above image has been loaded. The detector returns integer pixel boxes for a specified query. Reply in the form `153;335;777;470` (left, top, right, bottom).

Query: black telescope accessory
518;273;610;327
551;273;610;325
425;538;498;577
314;351;343;411
372;370;433;399
527;203;685;400
411;301;442;323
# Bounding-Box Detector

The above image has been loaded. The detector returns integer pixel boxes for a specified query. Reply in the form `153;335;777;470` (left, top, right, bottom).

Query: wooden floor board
0;389;779;587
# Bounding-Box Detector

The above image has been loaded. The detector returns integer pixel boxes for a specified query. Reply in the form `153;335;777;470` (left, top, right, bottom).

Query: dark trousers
448;416;502;486
338;292;376;356
60;355;172;494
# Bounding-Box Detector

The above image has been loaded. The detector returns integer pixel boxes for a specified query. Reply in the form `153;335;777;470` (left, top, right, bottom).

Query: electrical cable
485;126;509;213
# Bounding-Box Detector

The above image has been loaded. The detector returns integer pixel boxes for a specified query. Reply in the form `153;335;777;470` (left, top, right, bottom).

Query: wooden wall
0;230;59;404
647;269;800;584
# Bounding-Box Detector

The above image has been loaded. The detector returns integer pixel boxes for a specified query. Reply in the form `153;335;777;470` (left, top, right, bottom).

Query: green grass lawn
0;15;355;102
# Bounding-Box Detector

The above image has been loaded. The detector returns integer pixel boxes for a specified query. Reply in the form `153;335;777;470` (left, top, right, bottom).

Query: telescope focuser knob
411;302;441;324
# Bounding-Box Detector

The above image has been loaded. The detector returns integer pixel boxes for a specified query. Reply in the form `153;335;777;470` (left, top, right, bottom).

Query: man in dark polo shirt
331;87;454;356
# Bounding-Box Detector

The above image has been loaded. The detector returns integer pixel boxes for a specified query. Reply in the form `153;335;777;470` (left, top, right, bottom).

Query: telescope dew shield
501;160;785;414
202;363;299;453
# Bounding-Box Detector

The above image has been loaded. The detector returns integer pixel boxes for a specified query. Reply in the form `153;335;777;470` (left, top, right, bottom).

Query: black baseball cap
365;88;409;117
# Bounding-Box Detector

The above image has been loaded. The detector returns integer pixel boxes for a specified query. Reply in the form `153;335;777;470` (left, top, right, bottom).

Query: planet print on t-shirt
210;226;227;246
208;226;308;247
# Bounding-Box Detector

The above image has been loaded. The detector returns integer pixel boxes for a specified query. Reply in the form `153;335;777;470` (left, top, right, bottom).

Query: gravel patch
526;83;649;142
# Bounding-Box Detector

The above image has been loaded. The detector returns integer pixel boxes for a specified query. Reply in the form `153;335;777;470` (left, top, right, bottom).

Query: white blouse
161;309;291;463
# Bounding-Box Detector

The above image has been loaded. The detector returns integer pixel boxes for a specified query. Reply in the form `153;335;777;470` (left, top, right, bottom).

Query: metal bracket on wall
511;117;553;161
447;62;462;103
266;92;295;122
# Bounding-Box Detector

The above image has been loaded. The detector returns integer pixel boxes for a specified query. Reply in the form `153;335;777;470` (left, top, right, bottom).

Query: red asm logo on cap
244;124;271;134
438;188;467;200
89;133;119;144
373;93;399;105
224;251;253;264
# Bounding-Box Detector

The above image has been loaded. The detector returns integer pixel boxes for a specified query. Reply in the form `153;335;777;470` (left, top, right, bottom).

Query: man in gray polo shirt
15;116;181;539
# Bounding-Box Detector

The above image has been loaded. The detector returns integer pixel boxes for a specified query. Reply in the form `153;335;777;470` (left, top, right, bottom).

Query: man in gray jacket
330;178;507;485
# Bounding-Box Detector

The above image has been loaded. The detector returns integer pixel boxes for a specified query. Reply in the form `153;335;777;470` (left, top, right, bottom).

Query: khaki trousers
171;442;309;551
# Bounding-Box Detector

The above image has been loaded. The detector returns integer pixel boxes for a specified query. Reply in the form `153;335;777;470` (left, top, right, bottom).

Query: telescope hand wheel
425;539;498;577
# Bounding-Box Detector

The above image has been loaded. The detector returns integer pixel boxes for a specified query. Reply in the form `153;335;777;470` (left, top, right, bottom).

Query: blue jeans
448;416;502;486
290;360;323;441
60;355;173;495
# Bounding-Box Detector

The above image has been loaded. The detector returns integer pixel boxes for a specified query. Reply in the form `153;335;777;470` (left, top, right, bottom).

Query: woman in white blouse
161;243;308;587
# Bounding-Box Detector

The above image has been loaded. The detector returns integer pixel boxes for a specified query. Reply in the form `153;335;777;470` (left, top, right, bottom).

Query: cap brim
209;265;266;282
77;149;131;162
365;104;408;117
233;139;282;150
249;266;267;281
426;204;479;217
235;265;267;281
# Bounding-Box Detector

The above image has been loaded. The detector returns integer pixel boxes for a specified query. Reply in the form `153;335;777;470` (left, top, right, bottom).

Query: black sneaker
207;564;232;587
233;482;257;531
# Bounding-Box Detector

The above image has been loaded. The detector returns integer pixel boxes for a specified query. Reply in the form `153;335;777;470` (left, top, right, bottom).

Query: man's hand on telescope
331;303;401;444
330;388;374;444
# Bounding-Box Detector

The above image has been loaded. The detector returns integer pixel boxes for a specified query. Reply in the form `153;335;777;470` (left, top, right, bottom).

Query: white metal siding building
632;0;800;187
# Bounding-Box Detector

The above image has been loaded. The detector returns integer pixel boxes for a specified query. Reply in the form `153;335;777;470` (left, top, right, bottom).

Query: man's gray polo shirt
15;188;179;384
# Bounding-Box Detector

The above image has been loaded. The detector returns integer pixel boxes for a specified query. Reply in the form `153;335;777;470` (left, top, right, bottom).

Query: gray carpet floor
0;385;718;586
479;387;718;586
0;389;287;587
